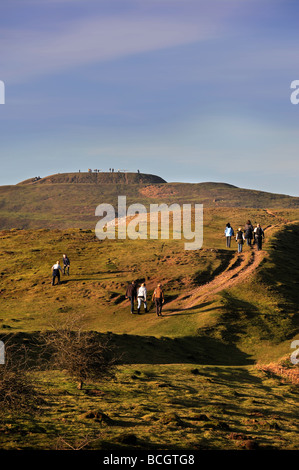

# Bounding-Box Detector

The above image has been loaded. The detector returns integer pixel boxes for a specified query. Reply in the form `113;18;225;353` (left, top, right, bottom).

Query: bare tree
41;314;119;390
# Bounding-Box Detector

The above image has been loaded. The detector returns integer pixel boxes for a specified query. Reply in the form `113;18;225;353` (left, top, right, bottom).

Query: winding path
164;222;280;314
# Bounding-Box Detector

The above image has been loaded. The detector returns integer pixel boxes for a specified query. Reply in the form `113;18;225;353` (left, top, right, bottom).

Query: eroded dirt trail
164;223;279;314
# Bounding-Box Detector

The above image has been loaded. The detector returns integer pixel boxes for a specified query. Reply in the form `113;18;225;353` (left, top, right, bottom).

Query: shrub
42;314;119;389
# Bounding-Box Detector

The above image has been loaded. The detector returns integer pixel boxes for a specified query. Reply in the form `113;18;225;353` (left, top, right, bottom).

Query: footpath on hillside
164;221;281;315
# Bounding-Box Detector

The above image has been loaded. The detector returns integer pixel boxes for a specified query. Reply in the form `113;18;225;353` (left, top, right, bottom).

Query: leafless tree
41;313;120;390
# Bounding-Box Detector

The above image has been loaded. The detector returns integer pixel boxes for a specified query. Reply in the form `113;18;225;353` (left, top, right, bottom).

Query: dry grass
256;360;299;385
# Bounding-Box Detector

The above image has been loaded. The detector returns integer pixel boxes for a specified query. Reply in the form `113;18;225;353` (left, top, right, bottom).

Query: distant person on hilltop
254;224;265;251
63;254;70;276
236;228;245;253
224;222;234;248
51;260;62;286
137;283;147;314
244;220;254;246
152;283;165;317
125;281;137;314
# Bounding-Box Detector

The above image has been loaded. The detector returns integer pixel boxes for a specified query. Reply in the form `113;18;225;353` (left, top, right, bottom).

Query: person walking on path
137;283;147;314
63;254;70;275
236;228;245;253
224;223;234;248
254;224;265;251
244;220;254;246
125;281;137;314
152;283;165;317
52;260;62;286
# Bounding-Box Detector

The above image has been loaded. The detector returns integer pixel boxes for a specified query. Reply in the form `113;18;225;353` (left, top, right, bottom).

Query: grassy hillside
0;211;298;451
1;210;298;362
0;172;299;230
1;175;299;451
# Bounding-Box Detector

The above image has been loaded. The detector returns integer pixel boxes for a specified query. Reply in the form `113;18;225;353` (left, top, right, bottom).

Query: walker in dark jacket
63;254;70;275
126;281;137;314
244;220;254;246
254;224;264;250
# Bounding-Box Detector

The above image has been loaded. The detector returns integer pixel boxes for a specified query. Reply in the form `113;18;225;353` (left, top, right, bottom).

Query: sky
0;0;299;196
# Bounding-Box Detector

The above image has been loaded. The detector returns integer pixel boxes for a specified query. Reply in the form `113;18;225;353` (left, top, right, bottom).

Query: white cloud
1;14;220;82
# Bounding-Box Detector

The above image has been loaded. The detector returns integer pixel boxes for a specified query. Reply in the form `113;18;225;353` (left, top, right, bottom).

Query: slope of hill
0;193;298;451
0;216;298;364
1;172;299;230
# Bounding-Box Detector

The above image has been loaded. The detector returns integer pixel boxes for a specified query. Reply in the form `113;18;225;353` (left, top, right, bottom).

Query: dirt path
164;223;279;314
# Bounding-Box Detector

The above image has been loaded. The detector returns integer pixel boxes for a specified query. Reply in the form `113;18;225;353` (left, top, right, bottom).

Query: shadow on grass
1;330;254;367
192;250;235;286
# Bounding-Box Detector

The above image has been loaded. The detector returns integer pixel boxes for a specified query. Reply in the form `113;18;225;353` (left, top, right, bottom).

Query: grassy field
0;202;299;451
0;364;298;451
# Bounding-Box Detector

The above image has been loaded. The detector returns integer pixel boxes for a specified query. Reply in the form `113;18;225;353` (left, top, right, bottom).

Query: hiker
125;281;137;314
152;283;164;317
254;224;265;251
137;283;147;314
224;223;234;248
51;260;62;286
63;254;70;275
244;220;254;246
236;228;245;253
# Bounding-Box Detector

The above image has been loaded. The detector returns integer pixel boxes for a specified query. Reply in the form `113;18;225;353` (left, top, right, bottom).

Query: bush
42;314;119;389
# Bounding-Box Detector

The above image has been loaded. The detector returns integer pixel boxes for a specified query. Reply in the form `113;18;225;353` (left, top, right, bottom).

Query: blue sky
0;0;299;196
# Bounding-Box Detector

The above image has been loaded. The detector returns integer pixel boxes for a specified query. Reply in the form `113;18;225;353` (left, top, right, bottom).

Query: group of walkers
225;220;265;253
125;281;165;317
50;219;264;314
51;254;70;286
50;253;166;317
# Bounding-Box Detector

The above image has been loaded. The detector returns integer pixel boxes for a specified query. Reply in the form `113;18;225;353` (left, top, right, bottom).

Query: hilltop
1;171;299;230
17;171;166;186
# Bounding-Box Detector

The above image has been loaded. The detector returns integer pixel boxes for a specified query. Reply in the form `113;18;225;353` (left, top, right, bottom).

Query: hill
17;171;167;186
0;172;299;451
0;172;299;230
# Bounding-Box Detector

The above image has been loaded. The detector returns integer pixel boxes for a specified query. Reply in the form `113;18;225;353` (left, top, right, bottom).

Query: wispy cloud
1;13;221;82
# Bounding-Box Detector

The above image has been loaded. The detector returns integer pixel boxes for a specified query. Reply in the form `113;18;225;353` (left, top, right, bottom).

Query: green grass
0;364;298;450
0;205;299;450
